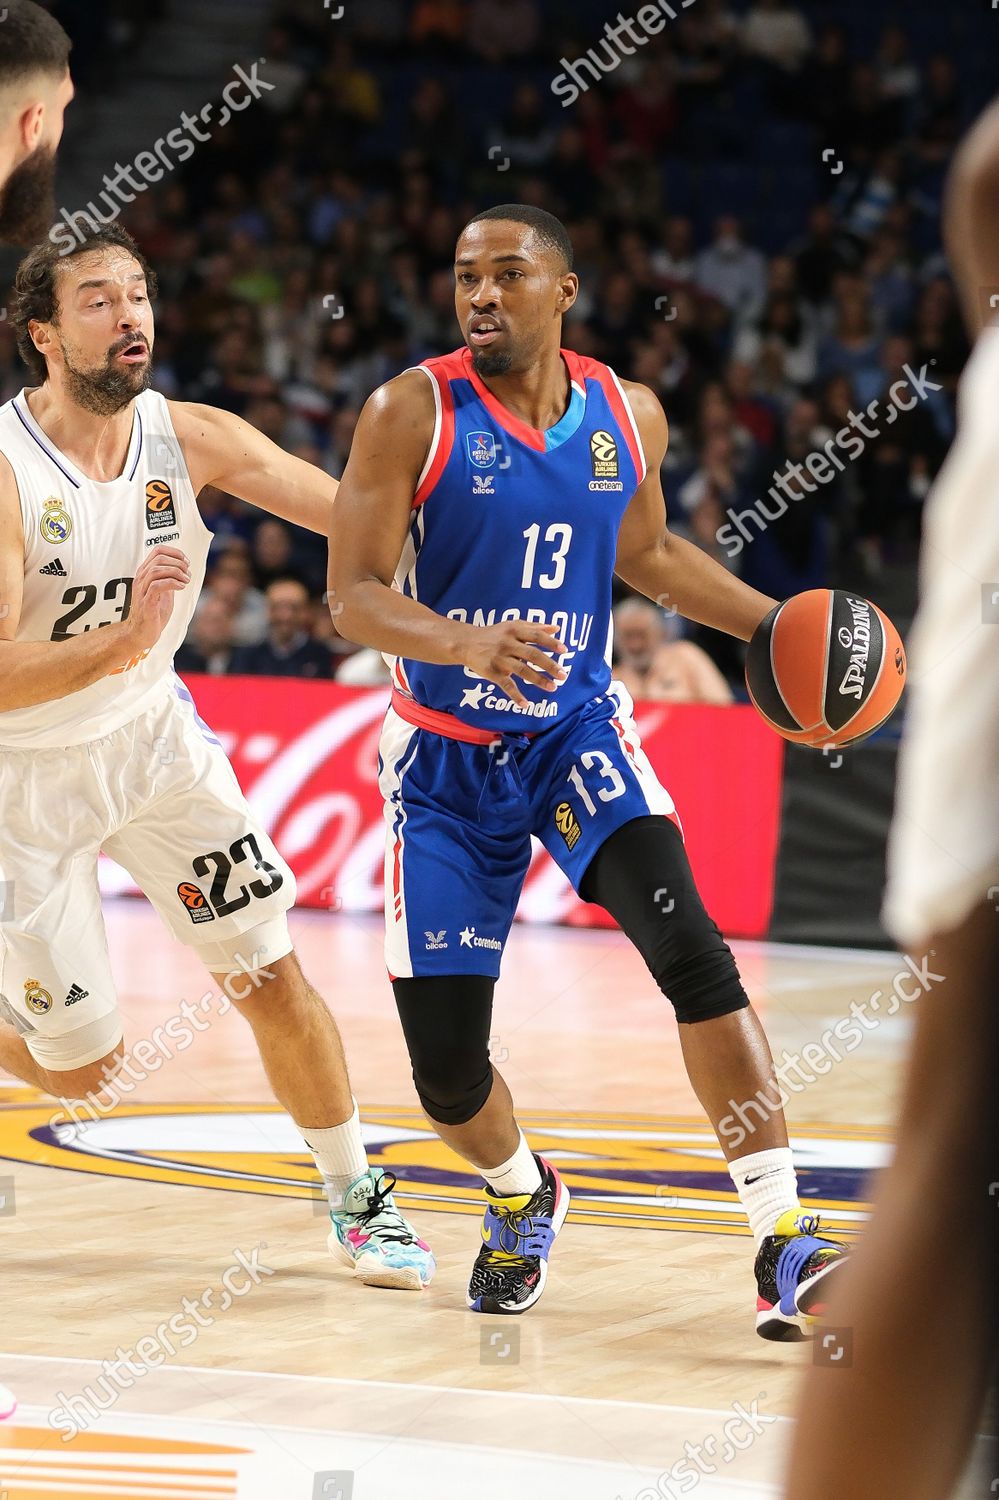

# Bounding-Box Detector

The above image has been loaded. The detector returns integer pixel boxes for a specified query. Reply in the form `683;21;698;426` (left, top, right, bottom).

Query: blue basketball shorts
377;682;680;978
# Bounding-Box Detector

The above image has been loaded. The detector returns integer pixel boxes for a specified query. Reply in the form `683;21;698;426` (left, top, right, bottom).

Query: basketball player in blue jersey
329;204;848;1335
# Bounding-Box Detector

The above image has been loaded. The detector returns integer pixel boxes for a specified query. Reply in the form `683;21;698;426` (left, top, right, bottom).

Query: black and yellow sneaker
754;1209;848;1341
466;1156;569;1315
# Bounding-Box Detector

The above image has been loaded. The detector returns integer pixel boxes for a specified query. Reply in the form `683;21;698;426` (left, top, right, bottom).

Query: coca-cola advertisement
99;678;783;938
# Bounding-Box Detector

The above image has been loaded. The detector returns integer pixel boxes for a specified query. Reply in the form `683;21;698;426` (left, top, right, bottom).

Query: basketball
746;589;906;749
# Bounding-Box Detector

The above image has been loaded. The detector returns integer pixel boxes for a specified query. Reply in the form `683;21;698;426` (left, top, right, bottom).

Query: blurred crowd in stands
0;0;987;701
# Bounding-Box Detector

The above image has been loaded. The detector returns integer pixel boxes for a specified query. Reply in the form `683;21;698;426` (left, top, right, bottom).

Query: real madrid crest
39;497;72;546
23;978;52;1015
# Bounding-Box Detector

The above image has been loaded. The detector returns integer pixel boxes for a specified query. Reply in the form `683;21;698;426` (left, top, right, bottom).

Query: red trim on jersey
391;687;538;745
391;834;403;918
574;353;644;484
610;714;684;838
460;346;547;452
412;358;457;508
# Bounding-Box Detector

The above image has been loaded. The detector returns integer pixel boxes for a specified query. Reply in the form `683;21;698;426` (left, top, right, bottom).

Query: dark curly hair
10;225;158;384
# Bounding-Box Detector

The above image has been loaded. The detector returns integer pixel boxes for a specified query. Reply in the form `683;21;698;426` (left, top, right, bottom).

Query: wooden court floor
0;902;986;1497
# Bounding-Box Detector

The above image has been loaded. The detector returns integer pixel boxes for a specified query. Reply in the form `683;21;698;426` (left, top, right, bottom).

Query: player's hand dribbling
456;620;568;708
122;545;192;654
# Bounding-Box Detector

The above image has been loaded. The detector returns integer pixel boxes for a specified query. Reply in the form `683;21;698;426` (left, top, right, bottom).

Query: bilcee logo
424;929;448;951
467;431;497;469
472;472;495;497
838;597;873;700
590;429;619;479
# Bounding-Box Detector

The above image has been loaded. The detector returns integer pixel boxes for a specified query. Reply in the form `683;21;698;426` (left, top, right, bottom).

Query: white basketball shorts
0;677;296;1071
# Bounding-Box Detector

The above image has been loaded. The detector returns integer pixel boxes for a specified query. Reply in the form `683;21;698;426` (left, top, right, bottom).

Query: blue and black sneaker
467;1155;569;1315
755;1209;848;1341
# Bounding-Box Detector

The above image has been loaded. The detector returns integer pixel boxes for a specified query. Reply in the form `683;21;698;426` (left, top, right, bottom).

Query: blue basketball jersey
390;346;647;735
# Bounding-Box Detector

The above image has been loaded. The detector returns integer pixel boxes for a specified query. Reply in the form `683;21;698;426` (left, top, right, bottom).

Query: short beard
470;346;514;377
0;146;58;246
63;351;153;416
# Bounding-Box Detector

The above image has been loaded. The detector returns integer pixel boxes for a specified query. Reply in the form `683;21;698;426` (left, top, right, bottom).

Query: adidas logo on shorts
39;557;68;577
64;983;89;1006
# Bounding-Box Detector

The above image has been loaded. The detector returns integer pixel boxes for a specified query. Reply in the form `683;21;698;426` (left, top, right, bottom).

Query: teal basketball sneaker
328;1168;436;1291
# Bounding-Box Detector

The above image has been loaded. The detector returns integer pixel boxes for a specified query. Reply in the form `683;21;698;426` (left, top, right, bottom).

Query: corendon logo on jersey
466;431;497;469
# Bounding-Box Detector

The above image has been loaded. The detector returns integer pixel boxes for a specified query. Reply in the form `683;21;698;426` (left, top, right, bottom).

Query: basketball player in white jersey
787;97;999;1498
0;1;74;245
0;224;436;1293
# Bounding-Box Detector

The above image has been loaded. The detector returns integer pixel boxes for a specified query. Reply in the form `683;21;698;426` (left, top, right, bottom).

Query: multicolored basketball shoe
754;1209;848;1341
328;1168;436;1291
467;1155;569;1315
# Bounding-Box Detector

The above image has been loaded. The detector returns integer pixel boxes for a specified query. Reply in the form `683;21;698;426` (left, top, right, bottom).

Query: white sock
301;1099;369;1210
481;1131;542;1198
729;1147;800;1248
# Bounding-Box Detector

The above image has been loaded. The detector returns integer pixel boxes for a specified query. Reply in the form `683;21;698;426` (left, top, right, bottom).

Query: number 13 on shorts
567;750;626;814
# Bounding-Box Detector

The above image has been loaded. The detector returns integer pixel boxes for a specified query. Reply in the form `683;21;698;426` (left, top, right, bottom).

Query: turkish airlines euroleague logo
145;478;177;531
176;881;215;924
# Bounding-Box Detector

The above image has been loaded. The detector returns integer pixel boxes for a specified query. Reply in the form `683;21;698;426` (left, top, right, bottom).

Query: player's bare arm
170;401;339;536
0;449;190;712
613;382;777;642
329;370;567;707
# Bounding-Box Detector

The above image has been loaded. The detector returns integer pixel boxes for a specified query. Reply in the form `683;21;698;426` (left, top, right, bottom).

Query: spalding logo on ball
746;588;906;749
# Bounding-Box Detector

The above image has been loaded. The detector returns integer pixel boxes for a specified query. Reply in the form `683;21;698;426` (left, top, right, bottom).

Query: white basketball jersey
0;388;212;748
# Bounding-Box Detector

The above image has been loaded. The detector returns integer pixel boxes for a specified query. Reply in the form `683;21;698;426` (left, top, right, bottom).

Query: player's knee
413;1050;494;1126
648;926;750;1024
40;1046;124;1104
393;975;495;1126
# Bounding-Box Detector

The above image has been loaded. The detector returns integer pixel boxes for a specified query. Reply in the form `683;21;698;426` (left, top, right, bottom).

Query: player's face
454;221;577;377
40;249;154;414
0;70;74;245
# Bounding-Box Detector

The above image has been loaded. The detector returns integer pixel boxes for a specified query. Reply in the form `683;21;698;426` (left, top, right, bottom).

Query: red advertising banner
99;677;784;938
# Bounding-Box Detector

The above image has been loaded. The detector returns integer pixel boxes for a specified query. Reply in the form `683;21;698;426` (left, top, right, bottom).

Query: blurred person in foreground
786;96;999;1500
